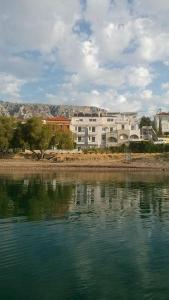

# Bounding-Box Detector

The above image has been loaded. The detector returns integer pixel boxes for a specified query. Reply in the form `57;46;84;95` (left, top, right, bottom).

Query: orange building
43;116;71;132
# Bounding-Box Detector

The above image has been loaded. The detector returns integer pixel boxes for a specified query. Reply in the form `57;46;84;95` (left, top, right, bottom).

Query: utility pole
158;108;162;137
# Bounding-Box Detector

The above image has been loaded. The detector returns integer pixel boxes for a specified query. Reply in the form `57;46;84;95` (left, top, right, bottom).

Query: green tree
24;118;52;159
0;116;75;158
11;122;27;151
0;117;16;153
50;128;75;150
139;116;152;128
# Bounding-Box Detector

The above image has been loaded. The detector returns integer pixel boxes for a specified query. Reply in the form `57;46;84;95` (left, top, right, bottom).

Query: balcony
76;130;85;135
88;132;97;137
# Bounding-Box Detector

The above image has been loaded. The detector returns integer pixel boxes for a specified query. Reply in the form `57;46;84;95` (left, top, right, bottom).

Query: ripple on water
0;174;169;299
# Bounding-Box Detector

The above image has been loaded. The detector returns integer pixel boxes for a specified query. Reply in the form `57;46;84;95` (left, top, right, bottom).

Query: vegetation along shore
1;115;169;172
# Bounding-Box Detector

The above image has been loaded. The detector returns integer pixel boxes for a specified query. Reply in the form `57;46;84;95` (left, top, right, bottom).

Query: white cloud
0;73;26;98
127;67;153;88
92;90;100;96
0;0;81;52
0;0;169;113
134;0;169;15
82;40;99;73
46;81;169;115
137;33;169;63
69;65;153;91
162;82;169;90
85;0;135;63
141;90;153;99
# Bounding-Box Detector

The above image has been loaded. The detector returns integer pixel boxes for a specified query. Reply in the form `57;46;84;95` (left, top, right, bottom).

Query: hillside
0;100;107;119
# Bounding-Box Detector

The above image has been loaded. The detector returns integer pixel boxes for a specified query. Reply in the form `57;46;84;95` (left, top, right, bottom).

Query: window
79;119;83;121
131;125;135;130
122;124;125;130
107;118;114;122
110;127;113;132
78;136;82;142
89;119;96;122
92;136;95;142
102;134;106;141
78;127;85;132
92;127;95;132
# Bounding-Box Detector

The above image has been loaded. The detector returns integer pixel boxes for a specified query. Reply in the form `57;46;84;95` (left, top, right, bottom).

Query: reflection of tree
0;178;74;220
0;175;169;221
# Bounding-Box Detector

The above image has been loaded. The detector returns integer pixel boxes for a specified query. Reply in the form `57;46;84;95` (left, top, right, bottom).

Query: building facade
43;116;71;132
70;112;140;149
154;112;169;136
140;126;158;141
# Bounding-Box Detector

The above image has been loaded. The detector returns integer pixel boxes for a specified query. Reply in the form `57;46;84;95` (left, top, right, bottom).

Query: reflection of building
70;112;140;149
154;112;169;136
73;184;100;207
43;116;71;132
70;183;140;214
69;181;167;219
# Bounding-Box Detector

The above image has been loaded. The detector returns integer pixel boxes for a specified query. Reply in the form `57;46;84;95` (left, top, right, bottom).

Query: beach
0;152;168;172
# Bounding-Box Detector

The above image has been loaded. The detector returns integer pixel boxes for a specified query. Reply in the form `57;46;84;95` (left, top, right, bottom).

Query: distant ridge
0;100;107;119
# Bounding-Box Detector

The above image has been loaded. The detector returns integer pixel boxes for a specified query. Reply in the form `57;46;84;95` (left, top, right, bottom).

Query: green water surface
0;171;169;300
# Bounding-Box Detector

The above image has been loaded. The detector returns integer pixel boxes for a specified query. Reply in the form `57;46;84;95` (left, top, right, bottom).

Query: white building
154;112;169;135
70;112;140;149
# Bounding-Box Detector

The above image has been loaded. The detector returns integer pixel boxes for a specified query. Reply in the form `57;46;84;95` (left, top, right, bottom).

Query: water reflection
0;172;169;221
0;172;169;300
0;177;74;220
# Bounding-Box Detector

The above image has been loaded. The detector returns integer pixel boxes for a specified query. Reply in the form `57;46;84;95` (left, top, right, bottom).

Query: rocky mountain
0;101;107;119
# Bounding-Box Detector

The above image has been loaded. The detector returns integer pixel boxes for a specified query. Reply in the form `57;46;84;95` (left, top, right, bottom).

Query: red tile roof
157;112;169;116
46;116;70;122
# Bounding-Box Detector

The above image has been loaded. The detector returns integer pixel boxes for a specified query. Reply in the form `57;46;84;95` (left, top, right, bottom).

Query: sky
0;0;169;114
